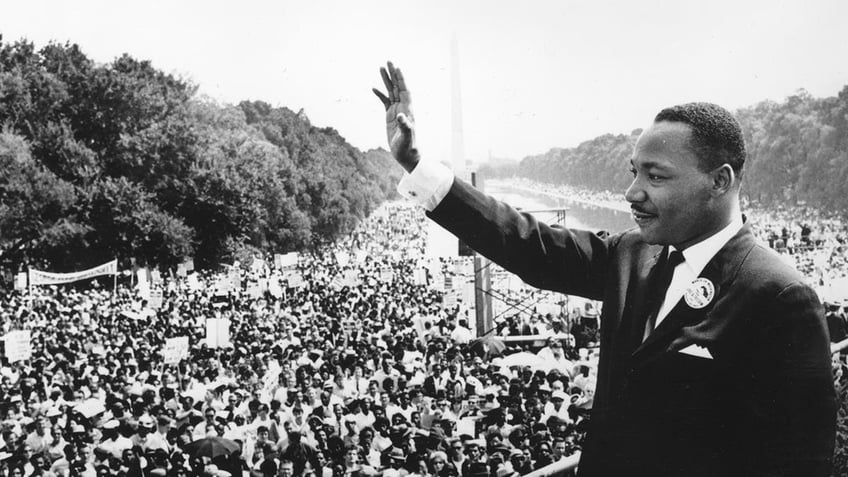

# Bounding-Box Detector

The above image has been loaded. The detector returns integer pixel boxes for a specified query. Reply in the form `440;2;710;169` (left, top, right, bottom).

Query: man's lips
631;208;657;223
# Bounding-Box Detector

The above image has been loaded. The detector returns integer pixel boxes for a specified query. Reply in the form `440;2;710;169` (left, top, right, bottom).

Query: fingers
380;67;393;100
394;66;407;94
376;61;409;110
372;88;390;109
388;62;400;100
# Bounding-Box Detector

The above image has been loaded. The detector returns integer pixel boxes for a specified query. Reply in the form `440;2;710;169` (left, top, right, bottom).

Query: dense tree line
482;88;848;215
0;38;400;273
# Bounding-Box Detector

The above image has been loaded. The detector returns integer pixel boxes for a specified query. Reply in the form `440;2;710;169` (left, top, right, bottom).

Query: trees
237;101;400;247
498;89;848;216
0;130;84;269
0;38;399;273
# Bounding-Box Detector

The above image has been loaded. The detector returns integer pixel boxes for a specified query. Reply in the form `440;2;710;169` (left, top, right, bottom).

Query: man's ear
711;164;735;196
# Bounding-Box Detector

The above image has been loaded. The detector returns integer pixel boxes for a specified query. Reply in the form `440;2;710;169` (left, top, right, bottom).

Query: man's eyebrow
630;159;672;171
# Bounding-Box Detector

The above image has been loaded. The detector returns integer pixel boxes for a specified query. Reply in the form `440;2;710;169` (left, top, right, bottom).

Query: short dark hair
654;102;746;177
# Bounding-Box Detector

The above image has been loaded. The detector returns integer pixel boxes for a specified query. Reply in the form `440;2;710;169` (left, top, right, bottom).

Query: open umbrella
498;352;553;372
74;398;106;419
184;436;240;459
466;335;506;358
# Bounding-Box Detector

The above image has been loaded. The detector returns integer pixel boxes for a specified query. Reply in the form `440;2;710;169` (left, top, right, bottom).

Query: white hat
551;390;568;401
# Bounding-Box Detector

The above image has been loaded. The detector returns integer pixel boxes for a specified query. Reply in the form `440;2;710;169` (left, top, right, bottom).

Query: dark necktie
642;249;685;342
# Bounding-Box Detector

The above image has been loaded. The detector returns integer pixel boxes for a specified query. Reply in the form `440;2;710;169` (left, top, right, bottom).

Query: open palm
373;62;419;173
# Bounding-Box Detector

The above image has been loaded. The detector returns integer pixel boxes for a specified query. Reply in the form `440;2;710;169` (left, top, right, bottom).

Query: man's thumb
396;113;412;133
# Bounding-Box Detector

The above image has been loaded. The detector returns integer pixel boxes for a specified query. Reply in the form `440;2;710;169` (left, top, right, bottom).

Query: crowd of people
0;203;596;477
1;180;846;477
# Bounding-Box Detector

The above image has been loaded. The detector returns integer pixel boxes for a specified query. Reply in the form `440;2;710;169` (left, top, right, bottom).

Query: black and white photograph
1;1;847;476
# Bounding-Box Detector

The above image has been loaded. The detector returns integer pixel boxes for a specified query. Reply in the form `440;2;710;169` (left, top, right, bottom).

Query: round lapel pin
684;278;715;309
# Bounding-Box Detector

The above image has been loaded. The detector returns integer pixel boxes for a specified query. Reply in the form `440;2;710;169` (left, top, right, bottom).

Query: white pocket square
678;344;713;359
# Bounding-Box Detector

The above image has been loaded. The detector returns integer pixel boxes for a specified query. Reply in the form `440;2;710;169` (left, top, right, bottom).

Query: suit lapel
630;225;755;363
618;247;664;355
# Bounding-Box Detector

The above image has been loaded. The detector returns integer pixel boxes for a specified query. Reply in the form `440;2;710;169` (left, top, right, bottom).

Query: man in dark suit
373;62;836;476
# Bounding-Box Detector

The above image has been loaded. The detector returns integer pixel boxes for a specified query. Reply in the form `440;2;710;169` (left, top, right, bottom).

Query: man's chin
635;225;665;245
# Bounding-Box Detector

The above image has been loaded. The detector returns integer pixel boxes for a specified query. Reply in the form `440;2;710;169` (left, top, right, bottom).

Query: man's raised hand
373;62;419;173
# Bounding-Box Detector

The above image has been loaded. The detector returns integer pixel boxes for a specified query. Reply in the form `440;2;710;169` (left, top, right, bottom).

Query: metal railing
522;452;581;477
832;337;848;354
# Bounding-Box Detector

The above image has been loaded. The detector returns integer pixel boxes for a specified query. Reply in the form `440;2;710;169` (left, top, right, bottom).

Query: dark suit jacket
428;179;836;477
423;375;447;398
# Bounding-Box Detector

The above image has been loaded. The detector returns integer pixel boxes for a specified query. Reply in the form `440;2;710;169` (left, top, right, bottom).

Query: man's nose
624;178;645;204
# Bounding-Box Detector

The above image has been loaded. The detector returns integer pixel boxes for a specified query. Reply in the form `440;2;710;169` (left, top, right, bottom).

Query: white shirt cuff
397;159;454;211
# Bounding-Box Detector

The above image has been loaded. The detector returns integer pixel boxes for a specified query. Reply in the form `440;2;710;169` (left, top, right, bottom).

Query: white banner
162;336;189;364
29;259;117;286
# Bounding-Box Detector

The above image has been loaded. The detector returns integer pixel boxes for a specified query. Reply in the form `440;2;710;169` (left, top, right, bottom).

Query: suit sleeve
744;281;836;476
427;178;614;300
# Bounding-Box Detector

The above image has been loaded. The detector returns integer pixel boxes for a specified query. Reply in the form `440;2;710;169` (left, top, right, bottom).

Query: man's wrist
400;149;421;173
397;158;454;211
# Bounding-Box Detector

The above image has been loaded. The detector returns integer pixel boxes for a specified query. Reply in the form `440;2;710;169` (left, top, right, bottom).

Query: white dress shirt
655;215;744;327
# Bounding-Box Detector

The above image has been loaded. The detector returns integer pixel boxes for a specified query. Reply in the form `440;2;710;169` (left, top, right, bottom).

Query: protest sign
251;257;266;274
443;290;458;310
186;273;200;291
413;268;428;286
286;272;304;288
335;251;350;266
247;282;263;299
14;273;27;291
3;330;32;363
149;289;164;309
354;250;368;264
162;336;189;364
342;270;360;288
276;252;299;269
329;275;345;291
136;267;150;300
206;318;231;348
268;278;283;298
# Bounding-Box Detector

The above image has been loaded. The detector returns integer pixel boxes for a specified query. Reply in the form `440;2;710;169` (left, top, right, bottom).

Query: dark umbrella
467;335;507;358
184;436;240;459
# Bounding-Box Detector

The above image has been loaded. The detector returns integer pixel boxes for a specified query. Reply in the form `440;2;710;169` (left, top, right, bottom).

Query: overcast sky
3;0;847;162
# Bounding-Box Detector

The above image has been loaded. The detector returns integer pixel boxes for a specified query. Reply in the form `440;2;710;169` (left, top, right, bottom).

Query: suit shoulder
608;226;645;249
740;240;819;298
606;227;659;260
743;241;808;283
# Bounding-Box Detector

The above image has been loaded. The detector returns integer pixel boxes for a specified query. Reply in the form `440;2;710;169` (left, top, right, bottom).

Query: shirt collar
671;215;744;276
